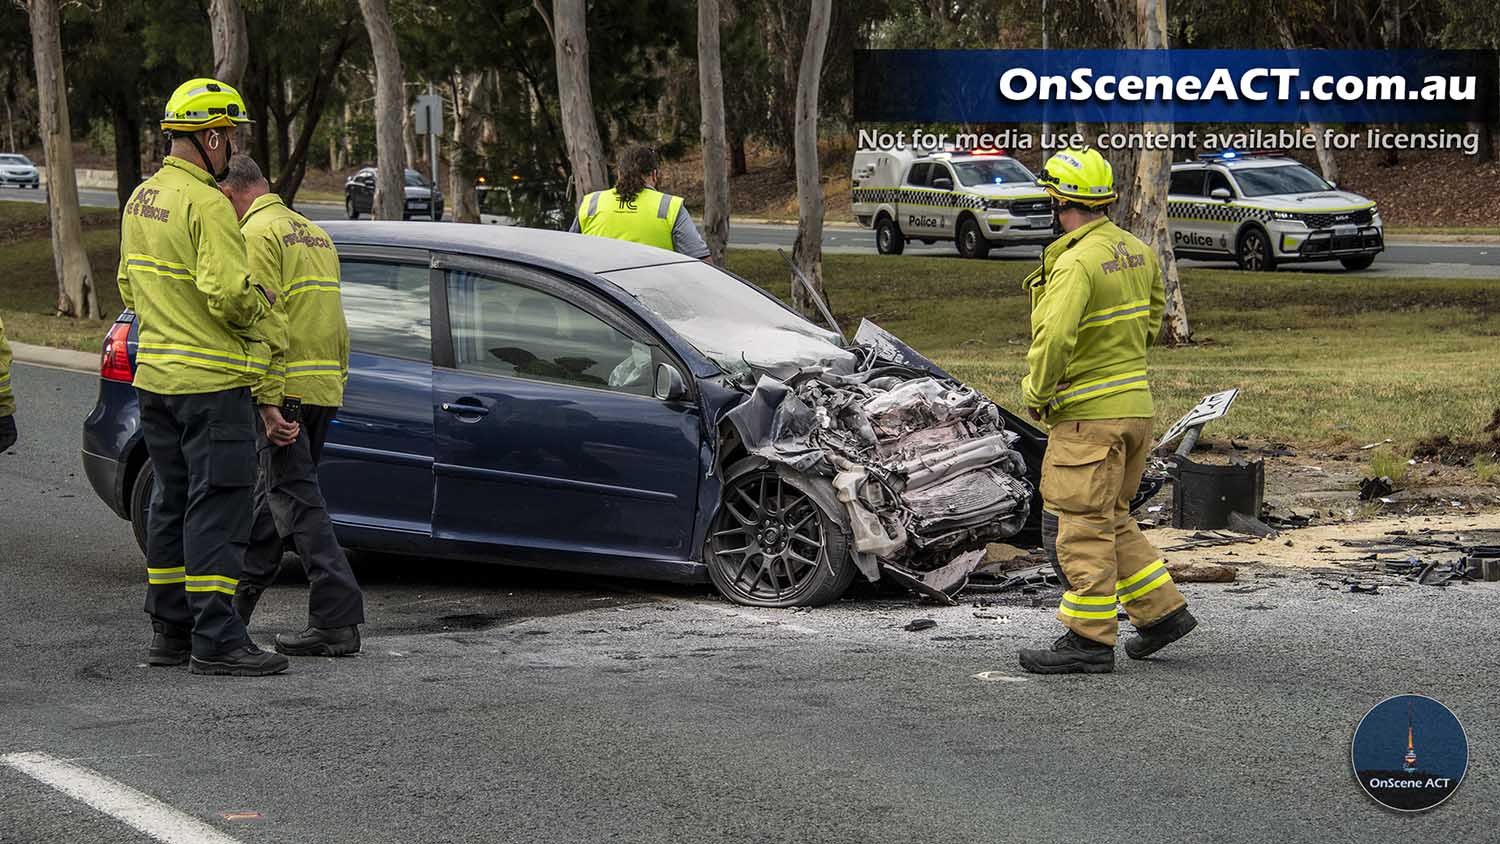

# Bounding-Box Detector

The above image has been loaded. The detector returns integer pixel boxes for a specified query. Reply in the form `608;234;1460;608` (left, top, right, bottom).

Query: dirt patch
1411;409;1500;465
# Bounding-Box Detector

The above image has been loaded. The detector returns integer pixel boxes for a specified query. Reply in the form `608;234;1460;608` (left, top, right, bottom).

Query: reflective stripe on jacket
1022;216;1164;425
239;194;348;407
0;317;13;417
115;156;274;396
577;187;682;251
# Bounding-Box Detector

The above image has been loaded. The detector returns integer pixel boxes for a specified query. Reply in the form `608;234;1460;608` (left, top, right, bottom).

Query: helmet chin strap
184;130;232;182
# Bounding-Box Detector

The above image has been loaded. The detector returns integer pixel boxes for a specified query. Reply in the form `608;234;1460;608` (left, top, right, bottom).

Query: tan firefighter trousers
1041;418;1187;646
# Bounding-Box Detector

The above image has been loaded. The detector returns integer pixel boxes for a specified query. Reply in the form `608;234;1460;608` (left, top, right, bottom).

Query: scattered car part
903;618;938;632
1169;458;1264;530
1358;476;1395;501
1155;388;1240;454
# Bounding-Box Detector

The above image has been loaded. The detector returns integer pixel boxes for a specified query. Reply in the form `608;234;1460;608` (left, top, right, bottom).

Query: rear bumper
82;448;129;519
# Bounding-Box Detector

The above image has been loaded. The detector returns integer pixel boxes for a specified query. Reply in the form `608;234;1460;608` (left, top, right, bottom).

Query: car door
355;171;376;213
429;255;702;563
1168;168;1209;254
902;162;933;237
317;247;436;543
1201;169;1239;255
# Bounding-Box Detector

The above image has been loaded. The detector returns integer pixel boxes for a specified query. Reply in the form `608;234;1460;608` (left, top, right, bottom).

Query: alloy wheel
710;470;827;603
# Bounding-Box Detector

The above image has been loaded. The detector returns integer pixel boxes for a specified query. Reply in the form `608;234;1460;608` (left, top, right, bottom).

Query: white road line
2;751;245;844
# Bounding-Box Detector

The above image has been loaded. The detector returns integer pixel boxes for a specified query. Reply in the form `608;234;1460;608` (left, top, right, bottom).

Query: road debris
1359;476;1395;501
903;618;938;632
1165;560;1237;583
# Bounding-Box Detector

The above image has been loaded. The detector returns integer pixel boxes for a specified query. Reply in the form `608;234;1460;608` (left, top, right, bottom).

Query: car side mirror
654;363;688;402
932;177;953;190
1210;187;1232;201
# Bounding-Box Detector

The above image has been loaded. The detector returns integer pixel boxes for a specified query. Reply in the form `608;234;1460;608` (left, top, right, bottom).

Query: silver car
1168;152;1383;271
0;153;40;189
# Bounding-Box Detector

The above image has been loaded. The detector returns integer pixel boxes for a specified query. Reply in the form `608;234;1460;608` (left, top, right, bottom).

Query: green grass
1475;455;1500;485
4;198;1498;449
726;251;1500;448
294;189;344;204
1367;450;1411;484
0;202;123;352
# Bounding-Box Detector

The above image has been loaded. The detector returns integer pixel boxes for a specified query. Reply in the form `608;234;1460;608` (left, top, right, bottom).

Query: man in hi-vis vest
571;145;711;260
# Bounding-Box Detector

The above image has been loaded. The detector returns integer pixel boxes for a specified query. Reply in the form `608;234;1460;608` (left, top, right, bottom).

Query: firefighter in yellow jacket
0;317;16;453
219;155;364;657
571;145;711;259
118;78;295;677
1017;148;1197;675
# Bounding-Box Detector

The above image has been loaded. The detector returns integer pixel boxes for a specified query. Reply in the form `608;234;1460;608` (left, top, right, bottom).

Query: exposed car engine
723;321;1033;590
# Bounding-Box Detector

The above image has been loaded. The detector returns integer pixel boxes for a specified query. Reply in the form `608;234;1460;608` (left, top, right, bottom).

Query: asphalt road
1;361;1496;842
6;184;1498;278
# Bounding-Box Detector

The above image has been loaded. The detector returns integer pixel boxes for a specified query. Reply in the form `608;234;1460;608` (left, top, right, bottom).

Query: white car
852;149;1056;258
1168;152;1383;271
0;153;40;189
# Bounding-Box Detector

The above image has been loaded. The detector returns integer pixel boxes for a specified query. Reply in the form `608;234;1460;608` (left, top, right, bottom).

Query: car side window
906;163;931;187
445;269;655;397
1169;170;1204;196
340;260;432;360
930;164;954;186
1206;170;1235;197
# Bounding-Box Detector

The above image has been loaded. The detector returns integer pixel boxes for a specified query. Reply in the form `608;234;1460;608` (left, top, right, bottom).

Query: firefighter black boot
274;625;361;657
147;622;191;667
1018;630;1115;675
1124;606;1198;660
189;642;290;676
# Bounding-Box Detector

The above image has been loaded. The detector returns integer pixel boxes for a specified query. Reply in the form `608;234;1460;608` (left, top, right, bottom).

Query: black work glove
0;415;15;453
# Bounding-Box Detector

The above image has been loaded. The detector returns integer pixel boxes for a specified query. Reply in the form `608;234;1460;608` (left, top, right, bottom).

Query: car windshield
1233;164;1332;197
404;171;428;187
0;154;28;165
601;262;853;375
953;158;1034;187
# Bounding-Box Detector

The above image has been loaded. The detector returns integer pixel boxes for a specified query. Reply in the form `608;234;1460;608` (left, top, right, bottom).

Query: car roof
321;221;698;275
1172;157;1303;170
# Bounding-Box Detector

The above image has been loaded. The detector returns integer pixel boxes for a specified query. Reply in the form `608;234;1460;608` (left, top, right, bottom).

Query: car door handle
441;400;490;417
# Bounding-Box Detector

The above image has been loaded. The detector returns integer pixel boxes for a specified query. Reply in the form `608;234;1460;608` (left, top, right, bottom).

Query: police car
1168;151;1383;271
852;148;1056;258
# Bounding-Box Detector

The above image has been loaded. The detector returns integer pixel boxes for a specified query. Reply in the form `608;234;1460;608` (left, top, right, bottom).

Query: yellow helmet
160;78;253;133
1038;147;1116;208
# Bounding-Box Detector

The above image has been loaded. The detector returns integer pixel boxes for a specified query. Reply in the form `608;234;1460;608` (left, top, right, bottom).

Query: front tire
1340;255;1375;271
129;459;154;556
1236;226;1276;271
875;215;905;255
956;216;991;259
706;458;854;608
345;196;359;220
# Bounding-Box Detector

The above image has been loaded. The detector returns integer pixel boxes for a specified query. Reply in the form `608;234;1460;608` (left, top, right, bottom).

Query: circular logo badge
1352;694;1468;812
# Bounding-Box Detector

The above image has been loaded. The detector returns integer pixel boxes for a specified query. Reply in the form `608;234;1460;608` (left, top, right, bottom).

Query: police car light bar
1197;149;1281;161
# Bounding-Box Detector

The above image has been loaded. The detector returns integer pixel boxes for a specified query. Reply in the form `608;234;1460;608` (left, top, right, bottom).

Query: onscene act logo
1352;694;1468;812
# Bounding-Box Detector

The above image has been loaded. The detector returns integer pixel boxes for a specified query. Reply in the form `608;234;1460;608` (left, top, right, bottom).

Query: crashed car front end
721;320;1034;593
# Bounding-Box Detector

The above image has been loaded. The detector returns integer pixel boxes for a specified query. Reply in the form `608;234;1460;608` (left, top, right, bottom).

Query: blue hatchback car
83;223;1148;607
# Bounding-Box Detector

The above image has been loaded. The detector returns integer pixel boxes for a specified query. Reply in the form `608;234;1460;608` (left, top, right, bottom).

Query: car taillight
101;322;133;383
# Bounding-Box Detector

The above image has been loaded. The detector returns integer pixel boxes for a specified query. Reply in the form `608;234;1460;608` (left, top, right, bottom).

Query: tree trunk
1127;0;1188;344
272;23;357;205
111;101;142;211
26;0;99;320
208;0;249;89
698;0;730;265
448;72;489;224
358;0;407;220
790;0;831;320
1275;11;1339;182
547;0;609;201
730;130;748;176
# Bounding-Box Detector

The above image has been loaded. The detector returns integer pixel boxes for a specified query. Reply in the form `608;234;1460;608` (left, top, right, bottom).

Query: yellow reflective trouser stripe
1058;590;1117;619
1117;560;1172;603
185;574;239;595
137;343;270;375
1079;298;1151;331
283;277;340;298
147;565;187;585
1049;370;1149;410
125;253;194;281
285;359;342;377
